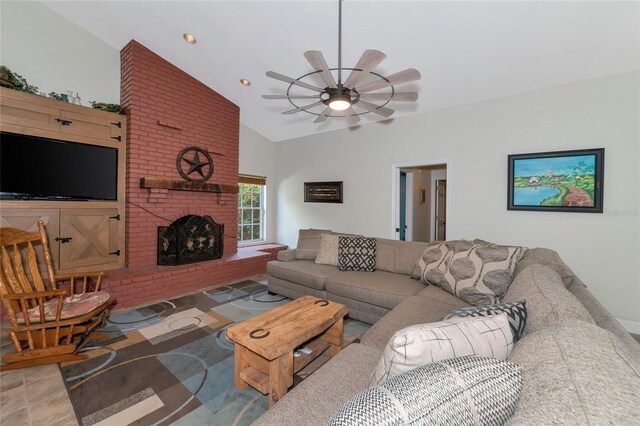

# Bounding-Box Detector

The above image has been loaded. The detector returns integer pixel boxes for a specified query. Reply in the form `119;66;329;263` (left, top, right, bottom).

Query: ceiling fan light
328;94;351;111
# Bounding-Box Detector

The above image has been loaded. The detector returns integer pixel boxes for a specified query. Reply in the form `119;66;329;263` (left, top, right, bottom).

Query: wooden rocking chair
0;220;115;371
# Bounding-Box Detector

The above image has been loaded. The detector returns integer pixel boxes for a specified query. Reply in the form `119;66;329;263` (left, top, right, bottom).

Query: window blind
238;174;266;185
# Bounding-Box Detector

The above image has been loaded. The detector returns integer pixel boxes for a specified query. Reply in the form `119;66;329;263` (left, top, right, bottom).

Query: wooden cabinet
0;206;123;273
0;88;126;273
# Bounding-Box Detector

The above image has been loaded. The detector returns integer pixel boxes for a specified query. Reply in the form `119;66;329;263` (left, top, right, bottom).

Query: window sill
238;240;266;248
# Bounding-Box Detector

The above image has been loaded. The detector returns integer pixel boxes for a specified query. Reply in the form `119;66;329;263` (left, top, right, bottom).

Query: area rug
60;280;370;425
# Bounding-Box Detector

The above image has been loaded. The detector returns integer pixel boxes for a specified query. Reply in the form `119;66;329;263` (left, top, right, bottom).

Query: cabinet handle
111;121;122;128
111;136;121;142
109;250;121;256
109;214;121;220
55;118;73;126
55;237;73;244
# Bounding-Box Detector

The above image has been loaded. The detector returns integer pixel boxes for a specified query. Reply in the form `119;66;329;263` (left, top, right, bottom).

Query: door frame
391;160;451;240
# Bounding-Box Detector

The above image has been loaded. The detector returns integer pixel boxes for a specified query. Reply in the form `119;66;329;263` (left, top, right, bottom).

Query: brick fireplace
97;41;284;309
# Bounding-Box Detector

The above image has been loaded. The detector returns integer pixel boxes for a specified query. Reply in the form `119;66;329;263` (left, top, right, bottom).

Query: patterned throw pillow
329;356;522;426
338;236;376;272
442;301;528;342
370;313;513;386
411;240;527;305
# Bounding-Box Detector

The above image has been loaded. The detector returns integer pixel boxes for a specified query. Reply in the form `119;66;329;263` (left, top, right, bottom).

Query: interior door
399;172;407;240
435;179;447;240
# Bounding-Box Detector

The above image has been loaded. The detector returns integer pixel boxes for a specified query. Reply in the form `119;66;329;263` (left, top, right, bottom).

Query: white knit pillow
315;234;341;265
370;313;514;386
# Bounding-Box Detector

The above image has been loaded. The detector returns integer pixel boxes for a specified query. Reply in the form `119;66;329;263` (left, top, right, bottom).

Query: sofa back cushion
503;264;593;336
507;321;640;424
375;238;431;275
411;240;526;305
296;228;331;260
513;247;580;289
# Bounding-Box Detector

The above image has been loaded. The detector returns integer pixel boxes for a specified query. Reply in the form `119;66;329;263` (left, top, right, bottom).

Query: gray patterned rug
60;280;370;425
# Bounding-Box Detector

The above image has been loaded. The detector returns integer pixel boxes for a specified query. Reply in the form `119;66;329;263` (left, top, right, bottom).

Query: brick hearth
98;41;284;309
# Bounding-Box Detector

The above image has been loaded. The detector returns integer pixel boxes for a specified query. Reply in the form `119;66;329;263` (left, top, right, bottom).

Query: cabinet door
0;97;61;132
0;209;60;272
59;110;124;143
59;208;120;270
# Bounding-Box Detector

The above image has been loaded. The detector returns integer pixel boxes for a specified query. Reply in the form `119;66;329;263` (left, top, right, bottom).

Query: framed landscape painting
508;148;604;213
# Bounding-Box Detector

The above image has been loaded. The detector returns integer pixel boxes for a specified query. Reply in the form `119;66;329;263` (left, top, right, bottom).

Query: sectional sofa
253;229;640;424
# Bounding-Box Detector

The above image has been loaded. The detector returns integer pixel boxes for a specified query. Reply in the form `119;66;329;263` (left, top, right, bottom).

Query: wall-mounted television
0;132;118;201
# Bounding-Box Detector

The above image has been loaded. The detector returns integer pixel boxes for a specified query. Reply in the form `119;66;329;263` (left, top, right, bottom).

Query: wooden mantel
140;178;238;194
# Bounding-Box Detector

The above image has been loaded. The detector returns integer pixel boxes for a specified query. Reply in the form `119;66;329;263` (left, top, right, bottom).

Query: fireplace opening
157;215;223;265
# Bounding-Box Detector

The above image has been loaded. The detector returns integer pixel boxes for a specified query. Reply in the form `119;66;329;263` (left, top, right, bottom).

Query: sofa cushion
338;236;376;272
331;356;522;426
375;238;430;275
503;264;593;336
513;247;579;289
252;343;382;426
361;288;470;351
506;321;640;424
370;313;514;385
326;270;425;310
266;260;336;290
296;228;331;260
443;300;528;342
569;284;640;358
412;240;526;306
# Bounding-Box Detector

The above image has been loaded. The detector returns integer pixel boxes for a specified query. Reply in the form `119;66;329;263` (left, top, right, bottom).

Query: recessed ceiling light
183;33;197;44
240;79;251;87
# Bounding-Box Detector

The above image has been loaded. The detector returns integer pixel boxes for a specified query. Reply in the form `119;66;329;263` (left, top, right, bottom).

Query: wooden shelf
239;366;270;394
139;178;238;194
293;337;331;374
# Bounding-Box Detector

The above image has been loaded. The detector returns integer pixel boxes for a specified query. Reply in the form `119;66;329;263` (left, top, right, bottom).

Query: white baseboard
616;318;640;335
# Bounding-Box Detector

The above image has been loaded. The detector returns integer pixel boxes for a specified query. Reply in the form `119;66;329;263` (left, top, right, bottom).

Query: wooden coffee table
226;295;349;406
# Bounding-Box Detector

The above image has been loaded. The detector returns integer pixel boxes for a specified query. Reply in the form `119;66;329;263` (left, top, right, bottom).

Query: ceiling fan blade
266;71;324;93
343;50;387;89
282;101;324;115
355;100;394;118
262;95;320;100
304;51;337;89
356;68;421;93
344;107;361;126
314;107;331;123
359;92;418;102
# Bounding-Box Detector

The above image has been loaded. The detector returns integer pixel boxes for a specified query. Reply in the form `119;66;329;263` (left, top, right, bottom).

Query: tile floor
2;271;639;425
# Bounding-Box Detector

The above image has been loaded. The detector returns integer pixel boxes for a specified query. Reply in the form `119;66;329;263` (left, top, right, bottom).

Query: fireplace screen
157;215;223;265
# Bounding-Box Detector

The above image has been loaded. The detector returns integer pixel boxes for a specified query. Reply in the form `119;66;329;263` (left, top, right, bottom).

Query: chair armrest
54;271;106;294
55;271;106;280
277;249;298;262
3;289;68;300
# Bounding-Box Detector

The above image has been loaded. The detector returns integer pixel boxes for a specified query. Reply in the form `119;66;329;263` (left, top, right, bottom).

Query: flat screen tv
0;132;118;201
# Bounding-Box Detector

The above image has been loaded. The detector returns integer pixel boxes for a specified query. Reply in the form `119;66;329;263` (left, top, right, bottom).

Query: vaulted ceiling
43;1;639;142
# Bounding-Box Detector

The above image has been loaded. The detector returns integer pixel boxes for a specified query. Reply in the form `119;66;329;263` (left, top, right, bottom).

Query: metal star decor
176;146;214;182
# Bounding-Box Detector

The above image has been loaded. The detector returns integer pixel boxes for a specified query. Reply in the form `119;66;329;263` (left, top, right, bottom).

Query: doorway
392;162;449;242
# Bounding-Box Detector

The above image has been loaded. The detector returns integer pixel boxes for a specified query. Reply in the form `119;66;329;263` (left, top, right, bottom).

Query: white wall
239;124;277;242
275;71;640;324
0;1;120;105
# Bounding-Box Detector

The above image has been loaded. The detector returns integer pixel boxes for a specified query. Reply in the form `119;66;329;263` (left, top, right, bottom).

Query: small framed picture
507;148;604;213
304;181;343;203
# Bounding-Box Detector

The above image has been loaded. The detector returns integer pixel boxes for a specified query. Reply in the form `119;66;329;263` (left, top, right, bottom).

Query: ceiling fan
262;0;421;125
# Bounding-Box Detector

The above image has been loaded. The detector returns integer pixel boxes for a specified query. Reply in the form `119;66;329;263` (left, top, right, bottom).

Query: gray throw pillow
412;240;527;306
338;236;376;272
329;356;522;426
442;300;528;342
295;228;331;260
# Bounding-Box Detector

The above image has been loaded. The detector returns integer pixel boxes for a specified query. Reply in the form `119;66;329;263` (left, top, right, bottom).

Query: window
237;175;266;244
